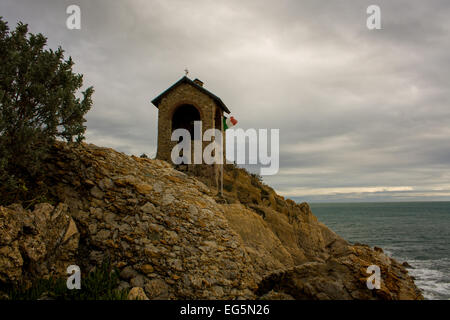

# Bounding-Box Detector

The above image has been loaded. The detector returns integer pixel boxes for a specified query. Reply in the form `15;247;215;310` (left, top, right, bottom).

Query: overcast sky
1;0;450;202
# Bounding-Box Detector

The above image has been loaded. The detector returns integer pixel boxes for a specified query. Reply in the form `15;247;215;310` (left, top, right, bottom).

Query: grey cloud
1;0;449;201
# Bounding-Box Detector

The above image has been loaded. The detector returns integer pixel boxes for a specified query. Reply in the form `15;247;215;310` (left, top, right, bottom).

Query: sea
309;202;450;300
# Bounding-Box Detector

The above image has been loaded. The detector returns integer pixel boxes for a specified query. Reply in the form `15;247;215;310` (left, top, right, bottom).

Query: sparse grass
223;183;234;192
250;173;263;187
0;261;129;300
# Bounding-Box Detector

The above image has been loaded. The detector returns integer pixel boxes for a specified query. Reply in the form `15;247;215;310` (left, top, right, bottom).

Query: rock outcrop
256;244;423;300
0;142;423;299
0;203;79;285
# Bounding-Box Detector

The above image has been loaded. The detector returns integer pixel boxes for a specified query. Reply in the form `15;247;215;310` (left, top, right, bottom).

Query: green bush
0;17;93;205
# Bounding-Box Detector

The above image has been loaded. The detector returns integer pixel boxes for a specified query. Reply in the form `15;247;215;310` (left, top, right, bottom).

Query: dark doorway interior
172;104;201;139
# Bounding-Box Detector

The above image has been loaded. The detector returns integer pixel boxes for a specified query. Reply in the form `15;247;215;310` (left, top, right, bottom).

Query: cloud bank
1;0;449;201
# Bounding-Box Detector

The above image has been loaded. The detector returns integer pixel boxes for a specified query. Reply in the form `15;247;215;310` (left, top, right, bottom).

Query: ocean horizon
309;201;450;300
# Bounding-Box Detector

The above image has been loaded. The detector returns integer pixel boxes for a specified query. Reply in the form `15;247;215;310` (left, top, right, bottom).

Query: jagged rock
374;246;384;253
140;202;156;214
259;290;295;300
0;141;423;300
402;261;414;269
130;275;146;288
0;241;23;282
221;204;294;279
128;287;149;300
120;266;139;280
90;186;104;199
141;264;154;274
0;203;79;284
256;245;423;300
145;278;169;299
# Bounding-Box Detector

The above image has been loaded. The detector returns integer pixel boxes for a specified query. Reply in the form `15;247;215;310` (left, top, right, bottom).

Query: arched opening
171;104;201;165
172;104;201;139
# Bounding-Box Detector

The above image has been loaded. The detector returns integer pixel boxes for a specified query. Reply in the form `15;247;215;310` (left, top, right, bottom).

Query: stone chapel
151;76;231;188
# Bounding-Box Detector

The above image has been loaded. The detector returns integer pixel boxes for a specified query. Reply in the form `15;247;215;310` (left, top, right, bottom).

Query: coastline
310;202;450;300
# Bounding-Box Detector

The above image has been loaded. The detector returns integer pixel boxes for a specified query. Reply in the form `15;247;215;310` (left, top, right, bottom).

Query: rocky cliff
0;142;423;300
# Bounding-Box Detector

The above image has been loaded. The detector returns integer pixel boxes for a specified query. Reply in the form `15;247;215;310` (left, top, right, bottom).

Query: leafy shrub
0;17;93;205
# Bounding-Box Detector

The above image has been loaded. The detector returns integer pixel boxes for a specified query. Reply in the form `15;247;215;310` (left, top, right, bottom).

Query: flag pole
221;115;224;197
220;161;224;197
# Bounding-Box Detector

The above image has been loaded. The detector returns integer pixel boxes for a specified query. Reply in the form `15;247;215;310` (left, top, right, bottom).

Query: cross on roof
184;68;189;76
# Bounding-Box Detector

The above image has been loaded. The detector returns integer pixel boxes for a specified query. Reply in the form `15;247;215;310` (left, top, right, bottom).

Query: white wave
407;260;450;300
